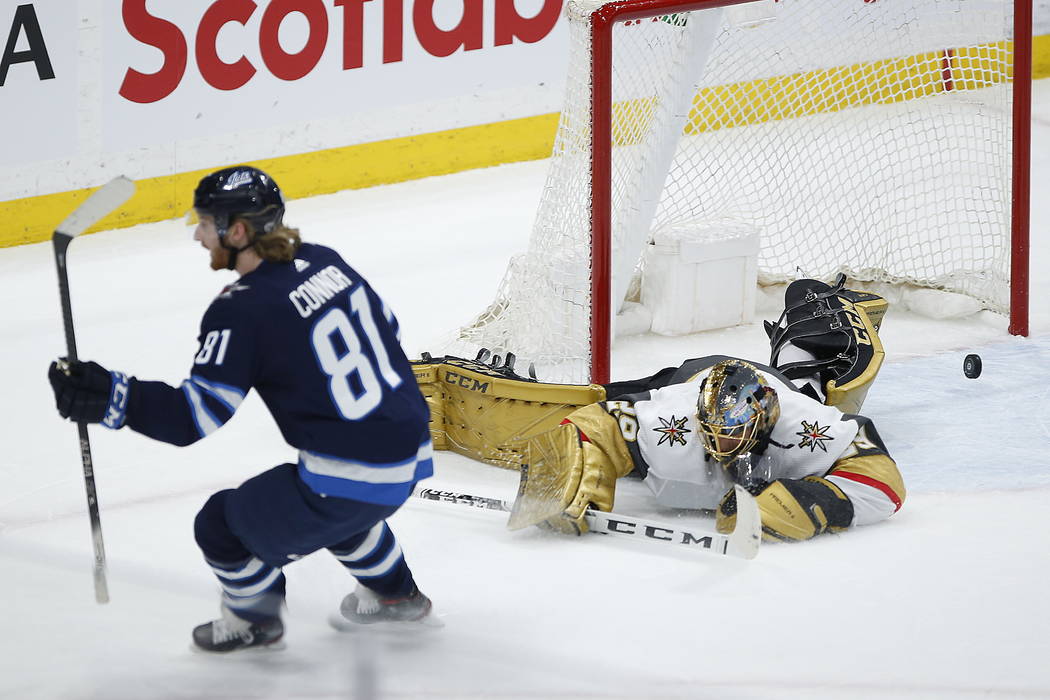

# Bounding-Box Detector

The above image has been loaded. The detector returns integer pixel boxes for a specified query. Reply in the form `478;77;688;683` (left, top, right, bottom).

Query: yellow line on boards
1;113;560;248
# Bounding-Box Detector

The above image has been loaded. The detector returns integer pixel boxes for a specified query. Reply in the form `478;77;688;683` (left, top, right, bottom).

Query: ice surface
1;82;1048;699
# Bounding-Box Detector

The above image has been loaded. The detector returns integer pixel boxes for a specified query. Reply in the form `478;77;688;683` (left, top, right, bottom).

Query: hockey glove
507;422;590;534
48;358;131;429
716;476;854;542
507;407;632;536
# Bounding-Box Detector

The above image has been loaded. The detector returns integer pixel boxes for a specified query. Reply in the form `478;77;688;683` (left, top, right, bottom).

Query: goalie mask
696;360;780;466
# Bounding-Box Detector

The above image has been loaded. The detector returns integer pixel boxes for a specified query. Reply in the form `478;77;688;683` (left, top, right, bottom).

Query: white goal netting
448;0;1019;383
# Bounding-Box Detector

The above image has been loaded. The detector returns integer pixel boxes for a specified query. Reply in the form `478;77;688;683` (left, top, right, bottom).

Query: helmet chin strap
221;238;253;271
218;219;253;271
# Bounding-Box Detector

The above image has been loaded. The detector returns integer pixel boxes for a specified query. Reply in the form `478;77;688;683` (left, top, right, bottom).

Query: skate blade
189;639;287;655
327;612;445;633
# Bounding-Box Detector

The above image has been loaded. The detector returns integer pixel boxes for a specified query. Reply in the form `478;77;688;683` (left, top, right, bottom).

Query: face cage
696;417;762;464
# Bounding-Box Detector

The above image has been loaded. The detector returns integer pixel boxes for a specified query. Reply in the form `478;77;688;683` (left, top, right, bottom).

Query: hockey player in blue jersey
47;166;435;652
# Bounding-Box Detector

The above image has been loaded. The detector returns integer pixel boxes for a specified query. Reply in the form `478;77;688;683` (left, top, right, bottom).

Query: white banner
102;0;567;152
0;0;77;166
1038;0;1050;34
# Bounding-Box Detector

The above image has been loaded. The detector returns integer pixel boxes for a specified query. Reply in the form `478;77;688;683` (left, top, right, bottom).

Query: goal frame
586;0;1033;384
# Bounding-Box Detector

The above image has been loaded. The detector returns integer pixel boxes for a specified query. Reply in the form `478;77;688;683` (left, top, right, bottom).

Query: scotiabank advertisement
102;0;567;151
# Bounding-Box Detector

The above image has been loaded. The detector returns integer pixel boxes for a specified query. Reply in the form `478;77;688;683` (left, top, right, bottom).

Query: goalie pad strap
767;276;887;414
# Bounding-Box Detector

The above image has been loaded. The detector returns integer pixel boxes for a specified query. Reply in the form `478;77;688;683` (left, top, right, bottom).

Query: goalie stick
52;176;136;604
413;485;761;560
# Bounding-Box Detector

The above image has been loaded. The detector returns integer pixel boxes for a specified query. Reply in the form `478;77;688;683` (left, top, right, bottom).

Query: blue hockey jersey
118;243;432;505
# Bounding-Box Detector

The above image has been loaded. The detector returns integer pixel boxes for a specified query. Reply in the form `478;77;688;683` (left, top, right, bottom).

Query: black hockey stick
52;176;136;604
413;485;761;559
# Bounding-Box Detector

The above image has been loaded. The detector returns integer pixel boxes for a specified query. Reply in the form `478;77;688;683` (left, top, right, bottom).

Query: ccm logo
603;519;715;548
837;299;872;346
119;0;563;104
444;371;490;393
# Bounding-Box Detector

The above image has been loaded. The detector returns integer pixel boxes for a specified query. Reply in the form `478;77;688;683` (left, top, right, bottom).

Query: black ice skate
192;607;284;653
338;584;433;625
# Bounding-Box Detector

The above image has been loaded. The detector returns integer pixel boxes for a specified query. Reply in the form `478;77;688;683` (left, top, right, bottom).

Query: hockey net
446;0;1030;384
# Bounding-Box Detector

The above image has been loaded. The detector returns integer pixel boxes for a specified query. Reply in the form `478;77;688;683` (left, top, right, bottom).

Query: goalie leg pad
717;476;854;542
766;275;887;414
412;355;605;469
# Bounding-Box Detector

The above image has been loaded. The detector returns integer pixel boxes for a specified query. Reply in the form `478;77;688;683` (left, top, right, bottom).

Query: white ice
2;81;1049;699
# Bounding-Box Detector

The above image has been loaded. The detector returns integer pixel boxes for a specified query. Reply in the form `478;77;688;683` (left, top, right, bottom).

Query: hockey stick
413;484;761;559
52;176;136;604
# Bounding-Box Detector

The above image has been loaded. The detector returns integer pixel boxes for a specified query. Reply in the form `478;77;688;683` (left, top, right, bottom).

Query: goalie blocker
413;277;893;537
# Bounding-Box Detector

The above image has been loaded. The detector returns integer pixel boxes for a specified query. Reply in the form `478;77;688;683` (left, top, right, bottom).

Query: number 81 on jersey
310;286;403;421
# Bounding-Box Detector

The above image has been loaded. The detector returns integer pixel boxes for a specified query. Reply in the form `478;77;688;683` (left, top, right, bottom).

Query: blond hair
236;218;302;263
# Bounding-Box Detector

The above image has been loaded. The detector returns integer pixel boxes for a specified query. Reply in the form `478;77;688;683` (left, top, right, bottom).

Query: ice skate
330;584;439;631
192;606;284;653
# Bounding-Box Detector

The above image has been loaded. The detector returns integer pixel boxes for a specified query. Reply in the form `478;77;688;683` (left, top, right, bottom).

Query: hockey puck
963;354;982;379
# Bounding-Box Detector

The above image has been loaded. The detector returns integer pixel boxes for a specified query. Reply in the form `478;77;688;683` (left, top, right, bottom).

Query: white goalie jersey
601;361;902;527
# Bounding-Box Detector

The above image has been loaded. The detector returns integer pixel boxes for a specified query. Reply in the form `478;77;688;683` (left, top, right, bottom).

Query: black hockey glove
47;358;130;428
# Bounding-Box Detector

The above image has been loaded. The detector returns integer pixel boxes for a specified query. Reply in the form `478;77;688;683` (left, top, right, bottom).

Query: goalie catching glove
716;475;854;542
507;404;633;535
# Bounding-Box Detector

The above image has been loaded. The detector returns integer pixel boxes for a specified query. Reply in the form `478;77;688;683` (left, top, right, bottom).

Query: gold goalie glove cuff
717;476;854;542
507;407;632;535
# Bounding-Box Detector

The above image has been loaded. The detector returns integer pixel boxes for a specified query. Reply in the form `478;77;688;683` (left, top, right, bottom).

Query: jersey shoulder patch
770;388;857;456
200;288;253;335
215;282;251;300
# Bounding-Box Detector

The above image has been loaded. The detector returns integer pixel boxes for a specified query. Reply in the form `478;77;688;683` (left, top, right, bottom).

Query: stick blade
55;176;136;239
727;484;762;560
94;565;110;604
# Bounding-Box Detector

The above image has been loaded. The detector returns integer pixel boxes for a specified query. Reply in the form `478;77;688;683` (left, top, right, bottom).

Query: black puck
963;354;982;379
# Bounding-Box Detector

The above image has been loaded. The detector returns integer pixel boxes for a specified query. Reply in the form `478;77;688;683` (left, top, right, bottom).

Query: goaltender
414;276;905;543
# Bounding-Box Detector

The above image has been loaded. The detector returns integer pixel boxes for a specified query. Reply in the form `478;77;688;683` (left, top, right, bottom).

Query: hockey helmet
696;359;780;465
192;166;285;239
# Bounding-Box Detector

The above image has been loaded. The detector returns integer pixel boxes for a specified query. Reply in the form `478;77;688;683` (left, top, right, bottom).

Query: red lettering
119;0;563;101
383;0;403;64
494;0;561;46
118;0;187;104
414;0;483;58
196;0;256;91
259;0;328;81
334;0;370;70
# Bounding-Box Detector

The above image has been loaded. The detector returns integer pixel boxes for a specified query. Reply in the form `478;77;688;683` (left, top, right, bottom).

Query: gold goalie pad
412;355;606;470
769;277;889;415
825;289;888;415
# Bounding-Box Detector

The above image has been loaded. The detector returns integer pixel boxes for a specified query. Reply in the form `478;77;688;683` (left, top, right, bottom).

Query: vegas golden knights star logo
653;415;691;447
796;420;833;452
